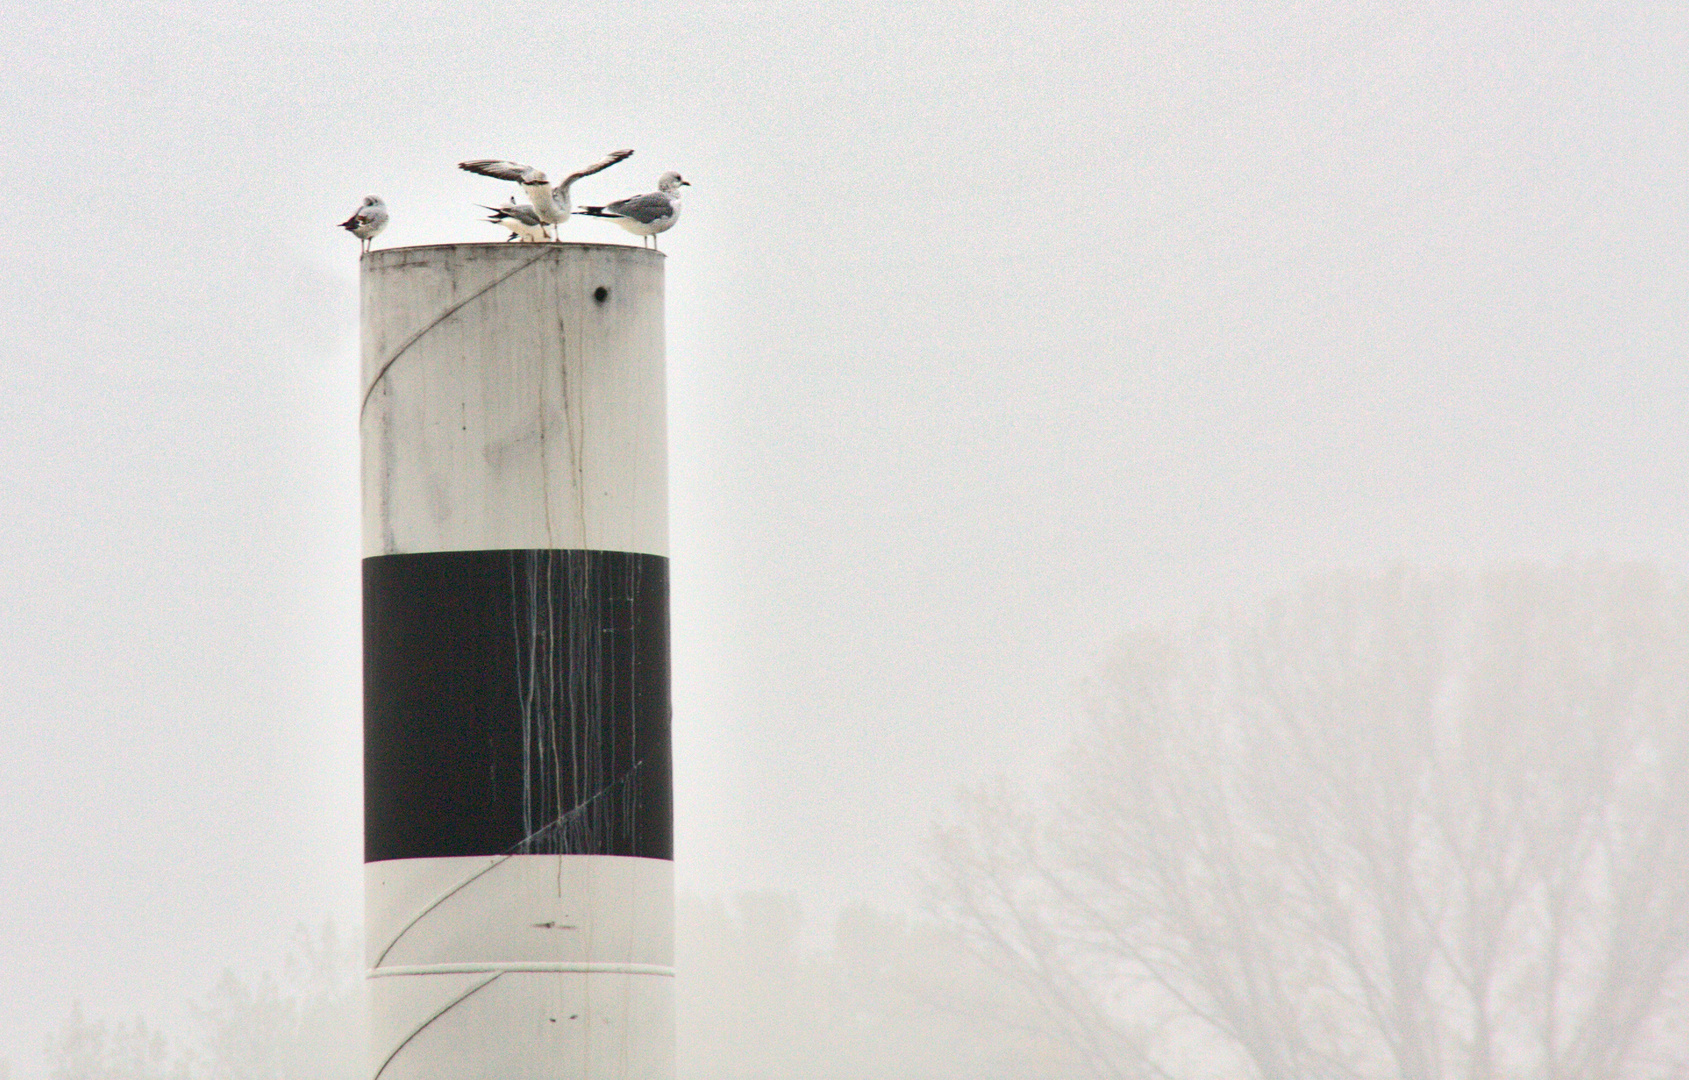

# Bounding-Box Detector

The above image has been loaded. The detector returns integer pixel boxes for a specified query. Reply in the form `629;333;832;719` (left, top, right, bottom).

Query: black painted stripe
364;550;671;863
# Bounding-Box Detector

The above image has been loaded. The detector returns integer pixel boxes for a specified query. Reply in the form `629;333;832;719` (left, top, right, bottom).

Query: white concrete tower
360;243;672;1080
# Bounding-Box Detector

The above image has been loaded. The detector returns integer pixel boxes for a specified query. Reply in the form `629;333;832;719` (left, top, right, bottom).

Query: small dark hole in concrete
593;286;609;303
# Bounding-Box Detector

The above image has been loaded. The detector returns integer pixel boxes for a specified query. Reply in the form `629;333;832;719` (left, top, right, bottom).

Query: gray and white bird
480;197;550;242
577;172;689;249
458;150;634;239
339;195;388;253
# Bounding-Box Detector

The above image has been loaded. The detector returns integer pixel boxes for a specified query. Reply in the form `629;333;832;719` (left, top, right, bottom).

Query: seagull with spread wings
339;195;388;253
576;172;689;250
458;149;634;239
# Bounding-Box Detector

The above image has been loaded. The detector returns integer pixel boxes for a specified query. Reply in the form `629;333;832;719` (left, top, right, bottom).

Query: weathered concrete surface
361;243;668;559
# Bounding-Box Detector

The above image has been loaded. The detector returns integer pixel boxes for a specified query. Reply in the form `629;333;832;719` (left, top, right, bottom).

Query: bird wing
602;192;673;224
557;149;635;189
481;201;544;226
459;159;546;184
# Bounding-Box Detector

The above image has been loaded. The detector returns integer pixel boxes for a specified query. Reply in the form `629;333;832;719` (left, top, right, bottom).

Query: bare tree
931;564;1689;1080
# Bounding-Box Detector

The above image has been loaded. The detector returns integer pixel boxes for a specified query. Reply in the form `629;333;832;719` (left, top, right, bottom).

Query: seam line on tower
368;963;676;978
371;970;503;1080
360;249;551;417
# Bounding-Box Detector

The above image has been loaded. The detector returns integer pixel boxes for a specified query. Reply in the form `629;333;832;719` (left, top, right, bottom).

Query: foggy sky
1;0;1684;1074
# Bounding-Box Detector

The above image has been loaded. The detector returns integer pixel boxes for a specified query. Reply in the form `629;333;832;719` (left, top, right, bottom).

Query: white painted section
366;856;673;971
360;243;668;558
369;969;673;1080
366;856;673;1080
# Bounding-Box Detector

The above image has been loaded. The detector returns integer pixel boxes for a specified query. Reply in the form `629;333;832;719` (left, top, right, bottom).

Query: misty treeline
46;923;362;1080
932;561;1689;1079
49;562;1689;1079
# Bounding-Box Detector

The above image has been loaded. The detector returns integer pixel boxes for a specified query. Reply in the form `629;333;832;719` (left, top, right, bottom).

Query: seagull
339;195;388;253
480;197;550;242
577;172;689;249
458;150;634;239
